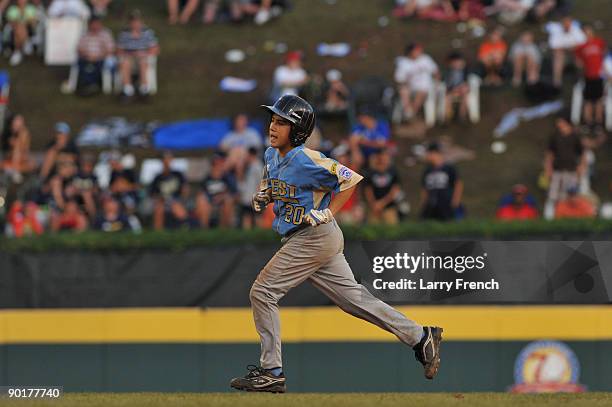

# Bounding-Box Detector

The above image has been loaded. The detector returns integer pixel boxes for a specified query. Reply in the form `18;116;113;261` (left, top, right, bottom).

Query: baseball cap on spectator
285;51;302;63
55;122;71;134
326;69;342;82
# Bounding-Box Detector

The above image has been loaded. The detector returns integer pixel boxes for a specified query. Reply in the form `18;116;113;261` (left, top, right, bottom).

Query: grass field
2;393;612;407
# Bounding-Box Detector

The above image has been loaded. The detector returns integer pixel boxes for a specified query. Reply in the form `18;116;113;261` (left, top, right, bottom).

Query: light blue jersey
263;145;363;237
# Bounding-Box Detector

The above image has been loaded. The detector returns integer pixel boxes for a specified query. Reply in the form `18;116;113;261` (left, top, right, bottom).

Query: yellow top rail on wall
1;306;611;344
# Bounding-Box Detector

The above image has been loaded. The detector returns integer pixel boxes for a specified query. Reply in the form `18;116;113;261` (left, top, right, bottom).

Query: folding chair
436;74;481;125
114;55;158;95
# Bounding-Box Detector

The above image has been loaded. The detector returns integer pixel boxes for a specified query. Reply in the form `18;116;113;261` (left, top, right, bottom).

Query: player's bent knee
249;280;281;305
249;281;268;304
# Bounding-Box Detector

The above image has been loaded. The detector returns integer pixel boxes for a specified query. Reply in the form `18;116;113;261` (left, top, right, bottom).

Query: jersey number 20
284;205;305;225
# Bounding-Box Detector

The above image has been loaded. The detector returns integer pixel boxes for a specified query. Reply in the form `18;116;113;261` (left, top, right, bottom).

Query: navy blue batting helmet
262;95;316;147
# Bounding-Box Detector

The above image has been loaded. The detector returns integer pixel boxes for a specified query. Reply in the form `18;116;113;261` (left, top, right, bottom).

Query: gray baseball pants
249;220;424;369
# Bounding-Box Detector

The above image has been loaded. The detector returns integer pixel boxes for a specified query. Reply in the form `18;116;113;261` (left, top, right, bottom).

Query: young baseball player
230;95;443;393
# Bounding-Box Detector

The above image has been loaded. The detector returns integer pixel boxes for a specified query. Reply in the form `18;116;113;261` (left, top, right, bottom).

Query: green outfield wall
1;341;611;392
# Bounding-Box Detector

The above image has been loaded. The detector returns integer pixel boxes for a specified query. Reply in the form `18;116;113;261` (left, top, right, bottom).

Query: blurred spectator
93;195;133;232
49;154;96;217
108;152;139;214
544;116;586;205
478;28;507;86
363;149;401;225
416;0;483;21
40;122;79;180
271;51;307;101
420;142;463;221
253;0;274;25
50;199;88;232
554;186;595;219
1;114;35;180
202;0;279;25
322;69;349;113
394;43;439;120
487;0;534;25
547;16;586;87
6;0;39;66
220;113;263;179
443;51;469;122
72;153;100;213
117;10;160;97
5;200;43;237
0;0;9;15
331;144;364;225
203;0;238;24
237;147;263;229
150;151;189;230
89;0;112;17
349;108;391;163
574;25;607;127
393;0;438;18
509;31;541;86
48;0;91;19
195;153;237;228
167;0;200;24
76;16;115;93
496;184;538;220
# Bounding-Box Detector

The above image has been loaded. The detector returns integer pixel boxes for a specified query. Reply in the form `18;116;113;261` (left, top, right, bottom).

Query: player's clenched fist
252;191;271;212
303;208;333;227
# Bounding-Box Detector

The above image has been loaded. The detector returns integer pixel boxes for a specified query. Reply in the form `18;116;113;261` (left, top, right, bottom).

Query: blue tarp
0;70;9;90
153;118;264;150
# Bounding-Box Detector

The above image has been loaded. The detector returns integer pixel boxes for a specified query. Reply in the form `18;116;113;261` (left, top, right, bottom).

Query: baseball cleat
413;326;443;380
230;365;286;393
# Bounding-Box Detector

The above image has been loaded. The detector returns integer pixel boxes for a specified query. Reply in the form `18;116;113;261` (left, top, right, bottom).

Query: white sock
123;84;135;96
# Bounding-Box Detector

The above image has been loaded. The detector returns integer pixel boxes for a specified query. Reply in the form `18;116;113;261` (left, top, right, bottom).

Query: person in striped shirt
117;10;160;97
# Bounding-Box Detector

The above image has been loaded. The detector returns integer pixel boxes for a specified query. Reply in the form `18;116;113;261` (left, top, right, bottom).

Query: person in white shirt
546;16;586;87
271;51;308;102
47;0;90;20
220;113;263;180
394;43;439;120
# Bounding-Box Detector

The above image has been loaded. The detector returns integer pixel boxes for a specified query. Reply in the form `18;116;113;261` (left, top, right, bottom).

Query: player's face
269;114;292;150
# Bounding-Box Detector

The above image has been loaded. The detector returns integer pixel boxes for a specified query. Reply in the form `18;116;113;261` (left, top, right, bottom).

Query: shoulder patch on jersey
338;165;353;180
330;162;338;175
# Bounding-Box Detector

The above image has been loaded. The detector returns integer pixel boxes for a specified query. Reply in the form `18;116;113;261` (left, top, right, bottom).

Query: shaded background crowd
0;0;611;236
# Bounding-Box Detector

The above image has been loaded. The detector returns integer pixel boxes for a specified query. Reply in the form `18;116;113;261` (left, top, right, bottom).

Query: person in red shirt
6;201;44;237
478;28;507;86
575;25;607;126
496;184;538;221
